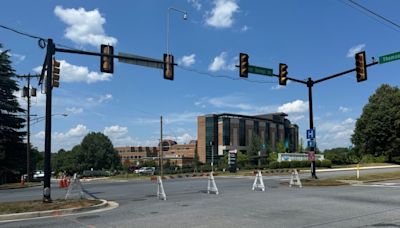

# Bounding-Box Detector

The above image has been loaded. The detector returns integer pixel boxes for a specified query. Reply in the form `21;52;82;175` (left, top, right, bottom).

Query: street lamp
31;113;68;125
166;7;188;55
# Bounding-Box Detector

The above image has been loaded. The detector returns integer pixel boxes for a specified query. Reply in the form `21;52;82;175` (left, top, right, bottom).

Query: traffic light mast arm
314;61;378;85
272;73;308;85
54;47;169;66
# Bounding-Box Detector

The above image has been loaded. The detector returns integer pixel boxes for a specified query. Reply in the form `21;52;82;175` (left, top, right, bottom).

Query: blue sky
1;0;399;152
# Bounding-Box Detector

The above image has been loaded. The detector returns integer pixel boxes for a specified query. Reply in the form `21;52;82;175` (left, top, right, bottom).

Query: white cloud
164;133;195;144
188;0;202;11
87;94;113;104
195;94;276;114
206;0;239;28
33;60;112;84
339;106;351;113
103;125;135;146
178;54;196;67
10;52;26;64
208;52;236;72
290;115;305;122
316;118;356;150
277;100;308;114
66;107;83;114
241;25;249;32
54;6;117;47
347;44;365;58
35;131;45;140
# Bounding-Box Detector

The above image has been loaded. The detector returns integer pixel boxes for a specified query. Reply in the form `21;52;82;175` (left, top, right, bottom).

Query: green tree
323;147;353;165
276;140;286;154
351;84;400;161
248;134;262;165
79;132;122;171
0;44;26;183
299;137;304;153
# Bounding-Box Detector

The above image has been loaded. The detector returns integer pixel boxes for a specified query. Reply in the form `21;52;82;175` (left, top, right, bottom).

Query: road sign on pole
307;140;316;148
379;51;400;64
118;52;164;69
248;65;273;76
306;129;315;139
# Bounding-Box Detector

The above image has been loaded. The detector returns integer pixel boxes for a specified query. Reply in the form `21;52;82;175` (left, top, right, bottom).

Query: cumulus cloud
33;60;112;84
277;100;308;114
317;118;356;149
178;54;196;67
347;44;365;58
164;133;195;144
86;94;113;104
206;0;239;28
188;0;202;11
103;125;134;146
339;106;351;113
54;6;117;47
208;52;236;71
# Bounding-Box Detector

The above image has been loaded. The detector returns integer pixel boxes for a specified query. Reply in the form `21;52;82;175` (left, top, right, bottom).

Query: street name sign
248;65;273;76
118;52;163;69
379;51;400;64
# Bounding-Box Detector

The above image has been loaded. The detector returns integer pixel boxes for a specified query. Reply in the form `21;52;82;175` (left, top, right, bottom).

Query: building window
223;118;230;146
205;116;218;163
265;122;270;146
254;120;259;136
239;119;245;146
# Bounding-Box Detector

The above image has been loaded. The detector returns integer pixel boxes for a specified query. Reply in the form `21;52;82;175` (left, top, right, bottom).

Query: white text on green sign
379;52;400;64
248;65;273;76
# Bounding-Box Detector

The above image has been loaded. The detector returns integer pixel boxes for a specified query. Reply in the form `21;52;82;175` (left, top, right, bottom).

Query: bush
321;159;332;168
300;160;311;167
280;161;291;169
360;154;386;163
269;161;280;169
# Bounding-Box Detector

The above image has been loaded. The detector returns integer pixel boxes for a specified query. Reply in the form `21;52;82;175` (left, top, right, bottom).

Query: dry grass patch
0;199;101;215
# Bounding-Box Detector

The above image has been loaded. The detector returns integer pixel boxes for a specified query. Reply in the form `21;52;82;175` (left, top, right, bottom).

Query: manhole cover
77;215;100;220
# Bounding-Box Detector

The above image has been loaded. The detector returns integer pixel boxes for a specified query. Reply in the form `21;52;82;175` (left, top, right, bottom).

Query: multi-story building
115;146;158;162
197;113;299;164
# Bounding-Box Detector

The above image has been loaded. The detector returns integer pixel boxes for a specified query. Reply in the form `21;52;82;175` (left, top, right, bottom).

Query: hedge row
269;160;332;169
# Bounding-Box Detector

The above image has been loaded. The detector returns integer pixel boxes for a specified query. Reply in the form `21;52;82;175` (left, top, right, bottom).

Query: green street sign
248;65;273;76
379;51;400;64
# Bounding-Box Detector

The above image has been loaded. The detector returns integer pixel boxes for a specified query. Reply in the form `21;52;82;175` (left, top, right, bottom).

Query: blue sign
306;129;316;139
307;140;316;148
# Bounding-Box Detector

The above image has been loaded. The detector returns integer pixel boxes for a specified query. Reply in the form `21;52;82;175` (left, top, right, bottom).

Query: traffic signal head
100;44;114;73
163;54;174;80
239;53;249;78
52;59;61;88
279;63;288;86
355;51;367;82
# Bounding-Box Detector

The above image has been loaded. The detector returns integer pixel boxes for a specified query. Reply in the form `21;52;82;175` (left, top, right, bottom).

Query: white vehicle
134;167;155;175
33;171;45;180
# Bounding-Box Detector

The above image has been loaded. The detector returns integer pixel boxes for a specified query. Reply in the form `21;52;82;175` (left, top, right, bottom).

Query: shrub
321;159;332;168
280;161;291;169
269;161;280;169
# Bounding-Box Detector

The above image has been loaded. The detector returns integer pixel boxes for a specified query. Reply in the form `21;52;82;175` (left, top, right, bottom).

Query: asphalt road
2;167;400;228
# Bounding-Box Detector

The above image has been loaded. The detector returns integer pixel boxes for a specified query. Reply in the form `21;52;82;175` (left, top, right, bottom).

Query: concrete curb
0;199;108;222
315;165;400;173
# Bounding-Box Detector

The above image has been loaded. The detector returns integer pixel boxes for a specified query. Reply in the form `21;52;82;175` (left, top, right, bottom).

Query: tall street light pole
166;7;188;55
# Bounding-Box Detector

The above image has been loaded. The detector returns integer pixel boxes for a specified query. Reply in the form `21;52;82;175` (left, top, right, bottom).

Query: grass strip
0;199;101;215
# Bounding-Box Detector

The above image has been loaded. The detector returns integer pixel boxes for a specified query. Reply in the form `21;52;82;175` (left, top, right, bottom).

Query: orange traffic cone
20;175;25;187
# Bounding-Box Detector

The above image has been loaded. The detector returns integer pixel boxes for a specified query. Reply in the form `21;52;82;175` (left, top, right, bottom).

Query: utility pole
17;74;39;182
160;116;163;177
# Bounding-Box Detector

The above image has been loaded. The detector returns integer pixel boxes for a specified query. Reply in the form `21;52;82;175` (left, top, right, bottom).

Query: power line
340;0;400;33
177;65;277;84
0;24;45;40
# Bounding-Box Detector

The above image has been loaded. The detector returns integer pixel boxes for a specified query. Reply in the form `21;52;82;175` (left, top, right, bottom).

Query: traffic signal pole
43;39;55;202
307;78;317;178
240;53;379;179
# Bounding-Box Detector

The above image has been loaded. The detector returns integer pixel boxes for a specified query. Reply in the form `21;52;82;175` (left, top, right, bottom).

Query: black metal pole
43;39;54;203
26;75;31;182
307;78;317;179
